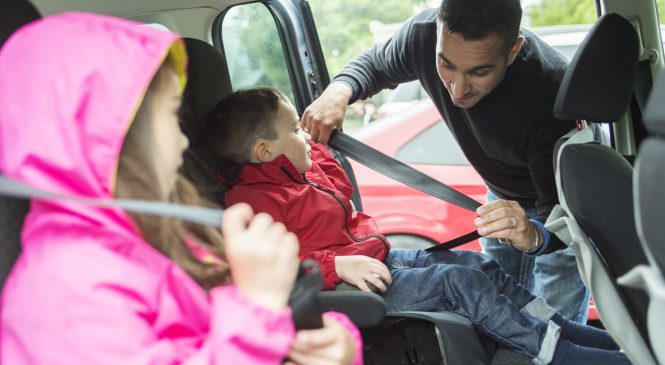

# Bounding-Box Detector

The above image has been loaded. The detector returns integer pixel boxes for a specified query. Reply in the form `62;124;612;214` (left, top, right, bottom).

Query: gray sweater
334;9;575;253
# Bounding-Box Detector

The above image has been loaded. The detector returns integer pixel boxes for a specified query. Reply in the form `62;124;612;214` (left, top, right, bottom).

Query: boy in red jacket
197;87;629;365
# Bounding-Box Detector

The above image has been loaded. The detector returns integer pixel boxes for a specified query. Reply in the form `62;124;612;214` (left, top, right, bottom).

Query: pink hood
0;13;316;364
0;12;187;237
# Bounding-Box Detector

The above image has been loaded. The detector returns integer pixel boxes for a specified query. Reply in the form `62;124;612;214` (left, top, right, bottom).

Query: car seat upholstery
619;71;665;365
545;13;657;365
179;38;234;205
0;0;42;292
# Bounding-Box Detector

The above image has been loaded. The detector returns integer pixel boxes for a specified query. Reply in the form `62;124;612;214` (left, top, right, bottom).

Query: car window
395;121;470;165
142;23;171;32
386;80;423;103
219;2;295;102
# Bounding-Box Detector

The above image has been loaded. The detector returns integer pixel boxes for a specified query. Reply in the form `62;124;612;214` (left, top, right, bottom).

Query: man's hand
300;83;352;144
334;255;392;293
474;199;539;252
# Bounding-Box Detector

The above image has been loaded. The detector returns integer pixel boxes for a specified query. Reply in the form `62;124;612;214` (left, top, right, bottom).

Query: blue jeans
480;190;589;323
382;249;560;362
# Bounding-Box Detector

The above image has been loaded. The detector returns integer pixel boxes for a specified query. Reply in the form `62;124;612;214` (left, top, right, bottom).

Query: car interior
1;0;664;364
546;12;656;365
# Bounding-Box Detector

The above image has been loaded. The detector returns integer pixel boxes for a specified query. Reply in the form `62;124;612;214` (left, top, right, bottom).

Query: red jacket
225;141;391;290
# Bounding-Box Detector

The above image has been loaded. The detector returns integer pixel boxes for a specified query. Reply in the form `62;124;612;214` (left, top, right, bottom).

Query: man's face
435;23;523;108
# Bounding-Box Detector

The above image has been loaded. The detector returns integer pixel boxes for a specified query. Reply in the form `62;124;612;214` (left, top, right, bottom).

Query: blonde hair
116;60;230;290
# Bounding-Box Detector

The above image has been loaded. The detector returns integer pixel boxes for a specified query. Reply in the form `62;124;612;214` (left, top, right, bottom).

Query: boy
199;87;629;365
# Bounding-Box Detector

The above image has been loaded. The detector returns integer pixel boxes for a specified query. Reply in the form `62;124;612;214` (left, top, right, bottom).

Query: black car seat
619;70;665;365
0;0;42;292
545;13;656;365
178;37;529;365
179;38;234;205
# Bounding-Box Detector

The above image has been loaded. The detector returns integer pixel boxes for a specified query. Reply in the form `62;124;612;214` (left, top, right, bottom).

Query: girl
0;12;360;365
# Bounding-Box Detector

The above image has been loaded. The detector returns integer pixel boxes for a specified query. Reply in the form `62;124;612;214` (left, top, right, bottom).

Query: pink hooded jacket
0;13;361;364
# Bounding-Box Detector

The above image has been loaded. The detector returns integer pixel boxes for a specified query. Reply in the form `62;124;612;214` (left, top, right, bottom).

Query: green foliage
223;3;295;101
528;0;596;26
529;0;665;28
308;0;427;78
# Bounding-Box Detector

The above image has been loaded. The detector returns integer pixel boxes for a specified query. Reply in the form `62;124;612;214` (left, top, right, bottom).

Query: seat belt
0;174;324;330
328;131;481;252
0;175;223;227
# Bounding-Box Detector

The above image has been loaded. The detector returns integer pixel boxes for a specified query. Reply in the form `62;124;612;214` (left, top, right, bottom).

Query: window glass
142;23;170;32
395;121;469;165
220;2;295;102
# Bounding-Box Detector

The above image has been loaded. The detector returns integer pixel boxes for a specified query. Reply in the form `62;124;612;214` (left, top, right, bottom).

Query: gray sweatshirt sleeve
332;13;427;104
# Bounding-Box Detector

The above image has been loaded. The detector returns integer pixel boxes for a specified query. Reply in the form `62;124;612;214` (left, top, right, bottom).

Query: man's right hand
300;82;353;144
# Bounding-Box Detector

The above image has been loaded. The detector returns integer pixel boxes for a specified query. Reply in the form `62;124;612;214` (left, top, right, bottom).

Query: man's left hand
474;199;538;252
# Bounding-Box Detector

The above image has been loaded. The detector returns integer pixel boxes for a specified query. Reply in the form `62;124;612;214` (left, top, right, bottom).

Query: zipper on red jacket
280;167;390;253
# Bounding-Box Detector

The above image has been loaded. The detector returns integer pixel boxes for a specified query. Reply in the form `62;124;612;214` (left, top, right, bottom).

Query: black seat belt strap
328;131;481;252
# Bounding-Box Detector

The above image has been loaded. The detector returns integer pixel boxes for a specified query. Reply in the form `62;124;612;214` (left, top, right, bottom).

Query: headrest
553;13;640;123
0;1;41;49
181;38;232;141
643;71;665;136
179;38;232;205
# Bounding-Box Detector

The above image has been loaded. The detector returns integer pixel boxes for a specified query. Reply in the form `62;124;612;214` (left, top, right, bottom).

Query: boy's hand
285;315;356;365
222;203;300;310
334;255;392;293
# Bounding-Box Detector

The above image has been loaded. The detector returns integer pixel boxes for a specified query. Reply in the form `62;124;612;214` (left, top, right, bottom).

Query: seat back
0;0;42;292
179;38;234;205
547;13;657;365
638;77;665;273
625;70;665;364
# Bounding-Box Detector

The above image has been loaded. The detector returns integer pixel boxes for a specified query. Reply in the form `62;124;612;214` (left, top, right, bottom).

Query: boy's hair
437;0;522;55
204;87;288;165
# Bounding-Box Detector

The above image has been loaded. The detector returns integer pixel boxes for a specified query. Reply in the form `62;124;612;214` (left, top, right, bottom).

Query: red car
350;99;486;252
349;99;600;322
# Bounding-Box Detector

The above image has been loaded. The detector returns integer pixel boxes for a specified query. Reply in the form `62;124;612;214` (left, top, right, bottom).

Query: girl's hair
116;60;230;290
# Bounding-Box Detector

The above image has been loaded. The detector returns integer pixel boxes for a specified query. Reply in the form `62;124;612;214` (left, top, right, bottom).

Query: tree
528;0;596;26
308;0;427;78
529;0;665;27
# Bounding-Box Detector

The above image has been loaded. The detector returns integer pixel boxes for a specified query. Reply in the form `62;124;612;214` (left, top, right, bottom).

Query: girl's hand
285;315;357;365
222;203;300;310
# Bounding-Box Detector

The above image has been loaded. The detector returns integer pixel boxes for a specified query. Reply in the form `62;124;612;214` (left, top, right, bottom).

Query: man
301;0;589;322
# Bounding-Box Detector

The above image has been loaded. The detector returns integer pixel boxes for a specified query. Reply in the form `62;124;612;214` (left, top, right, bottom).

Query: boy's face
265;99;312;173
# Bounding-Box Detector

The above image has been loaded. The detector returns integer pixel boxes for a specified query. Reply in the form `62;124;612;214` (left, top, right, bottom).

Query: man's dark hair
204;87;287;165
437;0;522;54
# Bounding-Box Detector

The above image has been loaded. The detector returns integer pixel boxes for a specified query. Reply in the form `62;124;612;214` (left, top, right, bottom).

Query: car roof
30;0;243;17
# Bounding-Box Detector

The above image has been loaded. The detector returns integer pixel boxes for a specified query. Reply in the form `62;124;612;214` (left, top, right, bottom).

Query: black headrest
0;1;41;49
643;71;665;136
179;38;233;205
181;38;232;141
553;13;640;123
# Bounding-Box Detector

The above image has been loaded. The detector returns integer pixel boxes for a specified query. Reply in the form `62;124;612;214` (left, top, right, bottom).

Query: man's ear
252;139;273;163
507;36;525;66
